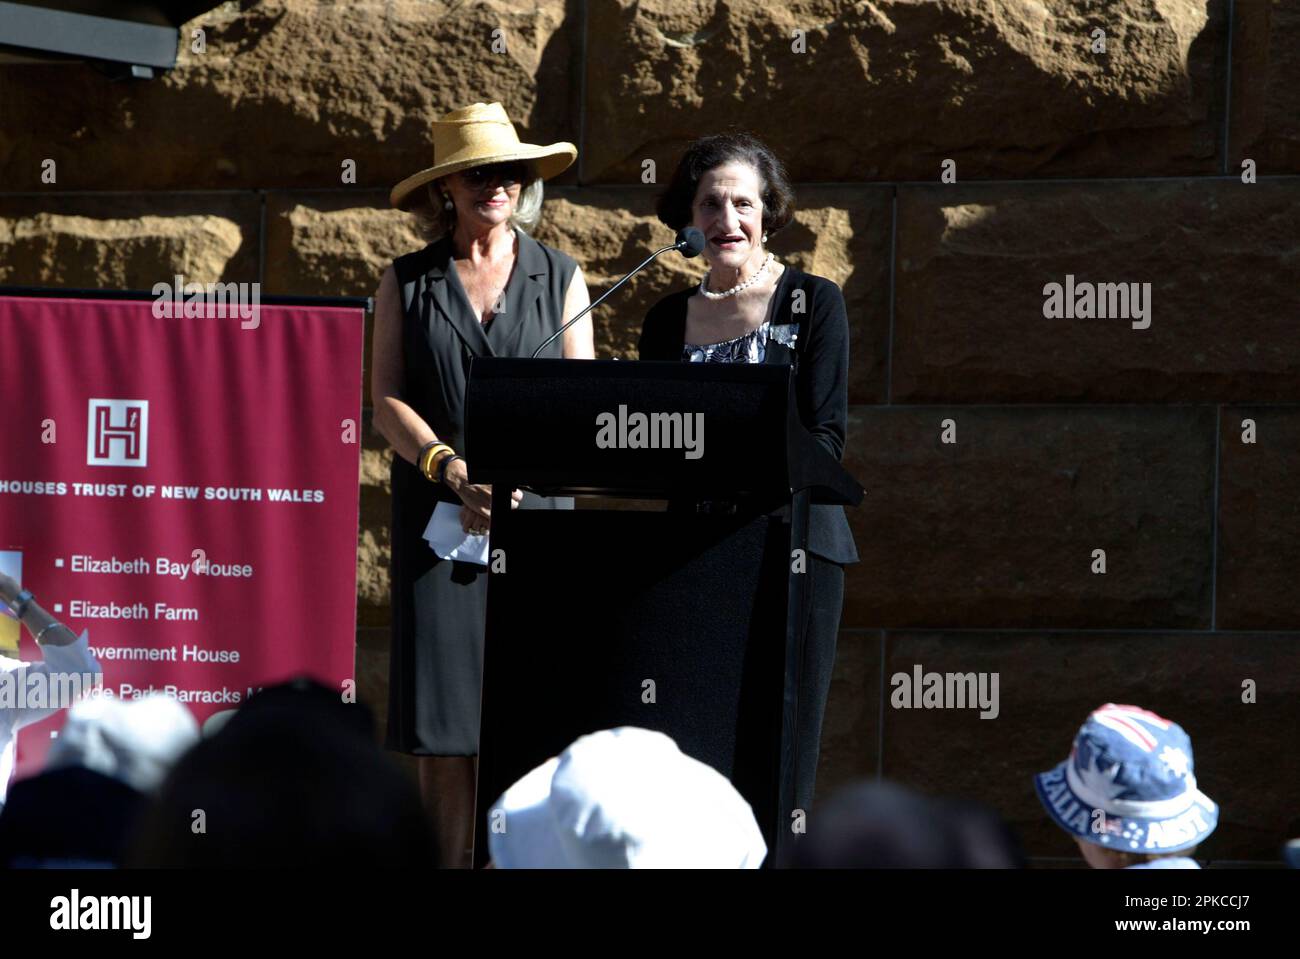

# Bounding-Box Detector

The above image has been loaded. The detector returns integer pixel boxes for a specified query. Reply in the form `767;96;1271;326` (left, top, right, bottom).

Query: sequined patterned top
682;321;800;364
639;265;859;565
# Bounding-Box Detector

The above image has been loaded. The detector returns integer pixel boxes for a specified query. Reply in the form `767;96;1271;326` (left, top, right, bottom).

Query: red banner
0;295;363;779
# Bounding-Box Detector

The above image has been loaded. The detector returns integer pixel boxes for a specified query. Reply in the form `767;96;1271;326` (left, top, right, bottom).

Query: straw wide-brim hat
390;101;576;210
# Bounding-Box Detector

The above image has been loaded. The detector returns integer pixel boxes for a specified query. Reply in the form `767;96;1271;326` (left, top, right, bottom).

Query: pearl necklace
699;252;774;300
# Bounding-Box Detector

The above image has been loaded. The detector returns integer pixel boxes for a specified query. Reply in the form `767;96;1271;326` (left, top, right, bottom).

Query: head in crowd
784;780;1024;868
489;726;767;868
126;677;437;868
656;132;795;280
0;693;199;868
1034;703;1217;869
46;692;199;793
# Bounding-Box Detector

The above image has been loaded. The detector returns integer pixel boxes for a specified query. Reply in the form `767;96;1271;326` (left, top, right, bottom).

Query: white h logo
87;399;149;467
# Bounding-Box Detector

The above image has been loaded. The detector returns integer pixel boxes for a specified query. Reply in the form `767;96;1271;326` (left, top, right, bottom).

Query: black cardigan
637;266;860;566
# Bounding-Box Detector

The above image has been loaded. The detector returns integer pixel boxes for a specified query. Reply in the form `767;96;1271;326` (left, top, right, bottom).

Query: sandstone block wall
3;0;1297;865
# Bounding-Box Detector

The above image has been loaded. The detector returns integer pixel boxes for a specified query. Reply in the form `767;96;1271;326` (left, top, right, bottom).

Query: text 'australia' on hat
389;101;576;210
1034;703;1217;854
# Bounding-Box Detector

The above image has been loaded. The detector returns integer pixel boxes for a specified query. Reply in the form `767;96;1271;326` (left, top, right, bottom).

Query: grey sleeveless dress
385;229;576;755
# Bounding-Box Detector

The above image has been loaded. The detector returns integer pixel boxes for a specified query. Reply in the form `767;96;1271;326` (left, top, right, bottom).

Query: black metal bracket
0;1;223;73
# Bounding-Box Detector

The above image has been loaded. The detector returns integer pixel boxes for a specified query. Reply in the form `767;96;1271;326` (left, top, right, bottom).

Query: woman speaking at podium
373;102;593;867
638;134;859;815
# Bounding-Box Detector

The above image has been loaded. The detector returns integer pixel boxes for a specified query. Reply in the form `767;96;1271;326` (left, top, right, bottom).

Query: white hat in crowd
45;693;200;793
489;726;767;869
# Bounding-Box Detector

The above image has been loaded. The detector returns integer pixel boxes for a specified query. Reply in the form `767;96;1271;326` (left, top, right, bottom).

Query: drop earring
444;195;454;211
762;231;769;244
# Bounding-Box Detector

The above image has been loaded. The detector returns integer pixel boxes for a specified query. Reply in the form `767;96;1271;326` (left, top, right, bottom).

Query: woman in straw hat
373;101;592;867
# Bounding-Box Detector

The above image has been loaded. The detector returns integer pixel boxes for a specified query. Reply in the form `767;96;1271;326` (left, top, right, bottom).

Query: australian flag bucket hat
1034;704;1218;854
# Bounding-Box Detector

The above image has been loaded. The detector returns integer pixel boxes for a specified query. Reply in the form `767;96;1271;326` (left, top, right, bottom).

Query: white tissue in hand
423;501;489;566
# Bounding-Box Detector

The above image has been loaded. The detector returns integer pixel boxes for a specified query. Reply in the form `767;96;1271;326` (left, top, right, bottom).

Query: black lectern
465;357;863;867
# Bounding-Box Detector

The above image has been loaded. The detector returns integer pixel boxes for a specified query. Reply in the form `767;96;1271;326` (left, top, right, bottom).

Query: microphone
531;227;708;358
677;226;706;257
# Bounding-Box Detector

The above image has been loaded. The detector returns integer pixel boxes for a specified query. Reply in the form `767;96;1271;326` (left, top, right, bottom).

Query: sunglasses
459;162;527;187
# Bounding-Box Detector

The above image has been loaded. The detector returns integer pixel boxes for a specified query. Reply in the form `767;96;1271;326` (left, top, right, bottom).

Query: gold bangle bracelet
430;448;459;483
420;444;452;480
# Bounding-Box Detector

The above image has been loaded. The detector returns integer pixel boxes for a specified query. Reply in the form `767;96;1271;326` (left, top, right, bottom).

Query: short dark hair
126;679;439;868
782;781;1023;869
656;133;795;236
